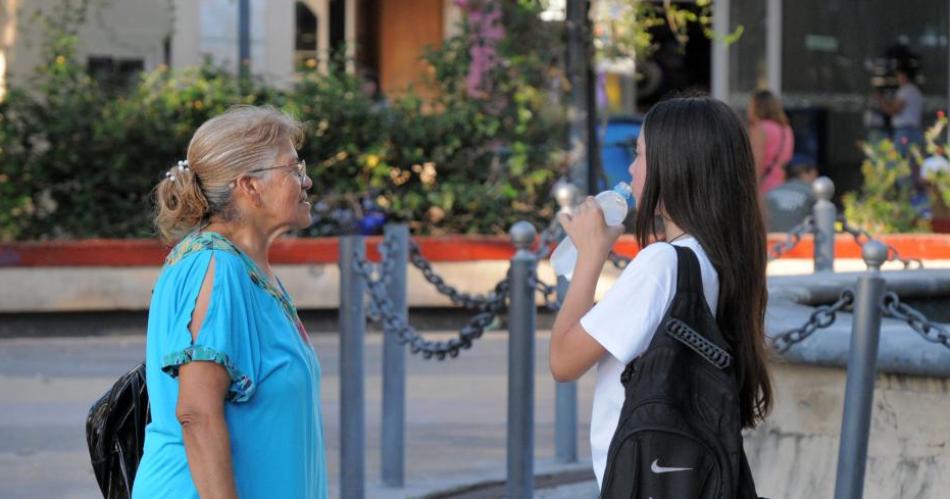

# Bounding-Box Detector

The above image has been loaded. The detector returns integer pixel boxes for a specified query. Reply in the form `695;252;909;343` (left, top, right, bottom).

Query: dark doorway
636;3;712;110
329;0;346;58
295;1;318;69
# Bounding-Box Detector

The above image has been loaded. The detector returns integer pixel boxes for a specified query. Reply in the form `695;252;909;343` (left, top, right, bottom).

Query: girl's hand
557;197;625;257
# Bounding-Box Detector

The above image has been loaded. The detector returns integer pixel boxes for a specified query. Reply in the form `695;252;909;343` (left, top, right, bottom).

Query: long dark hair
635;96;772;428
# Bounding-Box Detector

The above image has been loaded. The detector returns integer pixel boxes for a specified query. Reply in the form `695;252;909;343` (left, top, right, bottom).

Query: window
87;57;144;94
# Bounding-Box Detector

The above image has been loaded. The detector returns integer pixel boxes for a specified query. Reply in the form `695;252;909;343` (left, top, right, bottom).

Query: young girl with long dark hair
549;96;772;494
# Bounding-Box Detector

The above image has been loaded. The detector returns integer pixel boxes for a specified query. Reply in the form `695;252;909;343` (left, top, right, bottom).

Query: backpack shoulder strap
667;245;734;370
673;244;703;296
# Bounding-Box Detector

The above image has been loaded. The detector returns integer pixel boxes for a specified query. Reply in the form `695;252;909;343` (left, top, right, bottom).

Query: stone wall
746;362;950;499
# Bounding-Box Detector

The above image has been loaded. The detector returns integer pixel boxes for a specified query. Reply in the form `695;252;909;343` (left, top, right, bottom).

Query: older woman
132;106;327;498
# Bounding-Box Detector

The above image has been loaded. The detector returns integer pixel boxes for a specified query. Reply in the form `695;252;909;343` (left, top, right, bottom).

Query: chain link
607;251;631;270
355;242;510;360
529;276;561;312
534;218;564;260
881;291;950;350
770;289;855;353
407;218;563;311
836;215;924;269
768;216;816;262
407;240;507;311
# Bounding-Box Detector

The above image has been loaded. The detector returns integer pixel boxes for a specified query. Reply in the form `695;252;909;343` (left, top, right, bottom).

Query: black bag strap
667;245;734;370
673;244;703;296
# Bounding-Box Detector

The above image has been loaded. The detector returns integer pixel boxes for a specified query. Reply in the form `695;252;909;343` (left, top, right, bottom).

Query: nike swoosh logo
651;459;692;474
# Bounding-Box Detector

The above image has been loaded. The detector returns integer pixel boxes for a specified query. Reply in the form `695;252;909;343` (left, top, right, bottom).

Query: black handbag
85;362;151;499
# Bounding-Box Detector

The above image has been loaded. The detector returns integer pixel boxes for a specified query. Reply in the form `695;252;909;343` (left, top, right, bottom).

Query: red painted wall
2;234;949;267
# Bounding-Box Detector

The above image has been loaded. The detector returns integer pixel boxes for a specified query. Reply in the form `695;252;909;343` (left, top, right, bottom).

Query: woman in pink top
747;90;794;195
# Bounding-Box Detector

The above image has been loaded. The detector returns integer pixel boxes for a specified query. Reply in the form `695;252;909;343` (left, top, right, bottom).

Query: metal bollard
813;176;836;272
833;241;888;499
554;275;577;464
507;221;538;499
552;180;578;464
339;236;366;499
381;224;409;487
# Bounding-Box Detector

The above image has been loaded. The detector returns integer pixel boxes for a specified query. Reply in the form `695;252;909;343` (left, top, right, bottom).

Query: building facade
0;0;460;97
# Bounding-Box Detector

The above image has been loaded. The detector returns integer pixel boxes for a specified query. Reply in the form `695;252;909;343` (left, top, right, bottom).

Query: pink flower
459;0;505;98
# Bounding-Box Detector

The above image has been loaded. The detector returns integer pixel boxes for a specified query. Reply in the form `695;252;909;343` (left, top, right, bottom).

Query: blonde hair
154;106;304;243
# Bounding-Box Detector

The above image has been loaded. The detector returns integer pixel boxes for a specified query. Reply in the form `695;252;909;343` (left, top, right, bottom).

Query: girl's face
629;133;647;208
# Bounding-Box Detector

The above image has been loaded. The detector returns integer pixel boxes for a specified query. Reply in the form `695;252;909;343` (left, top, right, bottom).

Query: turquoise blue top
132;232;328;499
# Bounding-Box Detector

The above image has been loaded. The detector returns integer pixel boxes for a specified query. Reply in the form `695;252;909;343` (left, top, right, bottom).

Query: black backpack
85;362;151;499
600;246;762;499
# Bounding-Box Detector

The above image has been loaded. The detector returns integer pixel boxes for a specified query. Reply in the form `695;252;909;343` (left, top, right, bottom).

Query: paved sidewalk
0;331;597;498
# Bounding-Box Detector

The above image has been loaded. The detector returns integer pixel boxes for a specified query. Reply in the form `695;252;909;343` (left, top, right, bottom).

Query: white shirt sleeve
579;243;678;364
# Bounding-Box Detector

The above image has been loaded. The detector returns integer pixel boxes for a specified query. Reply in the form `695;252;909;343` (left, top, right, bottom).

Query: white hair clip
165;159;189;182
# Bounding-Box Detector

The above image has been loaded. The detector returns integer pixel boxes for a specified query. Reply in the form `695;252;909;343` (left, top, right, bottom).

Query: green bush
916;115;950;211
841;139;930;234
0;2;566;240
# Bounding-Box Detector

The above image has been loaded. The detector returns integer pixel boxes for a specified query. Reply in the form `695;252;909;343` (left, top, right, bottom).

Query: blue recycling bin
599;116;643;190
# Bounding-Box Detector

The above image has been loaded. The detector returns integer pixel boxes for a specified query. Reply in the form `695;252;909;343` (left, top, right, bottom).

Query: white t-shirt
893;83;923;128
579;236;719;488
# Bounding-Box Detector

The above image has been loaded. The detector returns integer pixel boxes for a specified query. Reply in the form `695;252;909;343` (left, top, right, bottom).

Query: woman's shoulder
164;232;241;266
627;242;679;278
159;234;249;289
630;240;717;279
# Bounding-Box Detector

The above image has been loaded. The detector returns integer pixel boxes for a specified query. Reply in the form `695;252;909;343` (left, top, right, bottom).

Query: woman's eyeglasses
248;159;308;182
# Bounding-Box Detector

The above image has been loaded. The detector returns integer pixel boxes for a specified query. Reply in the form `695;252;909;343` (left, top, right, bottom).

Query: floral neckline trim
166;232;310;346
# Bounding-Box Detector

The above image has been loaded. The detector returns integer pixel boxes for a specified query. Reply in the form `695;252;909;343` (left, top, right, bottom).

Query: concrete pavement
0;331;598;498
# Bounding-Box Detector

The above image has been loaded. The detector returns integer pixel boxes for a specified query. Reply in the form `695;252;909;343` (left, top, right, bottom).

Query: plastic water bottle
550;182;634;280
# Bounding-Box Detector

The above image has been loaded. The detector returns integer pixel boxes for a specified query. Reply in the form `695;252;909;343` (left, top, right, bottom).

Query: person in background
878;66;924;173
877;66;930;216
765;162;818;232
748;90;795;196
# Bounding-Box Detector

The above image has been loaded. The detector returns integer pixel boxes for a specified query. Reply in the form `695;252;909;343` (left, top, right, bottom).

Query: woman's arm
177;363;237;499
548;197;623;382
177;256;239;499
876;93;906;116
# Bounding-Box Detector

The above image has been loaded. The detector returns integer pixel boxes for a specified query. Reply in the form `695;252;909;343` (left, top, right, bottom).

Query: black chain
355;243;510;360
408;240;506;311
881;291;950;350
607;251;631;270
529;276;561;312
836;215;924;269
768;216;816;262
534;218;564;260
407;219;563;311
770;289;855;353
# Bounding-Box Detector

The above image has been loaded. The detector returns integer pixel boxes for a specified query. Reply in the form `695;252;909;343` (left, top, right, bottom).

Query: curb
421;465;595;499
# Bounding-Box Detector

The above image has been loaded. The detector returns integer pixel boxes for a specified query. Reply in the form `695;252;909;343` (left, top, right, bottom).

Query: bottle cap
612;181;634;207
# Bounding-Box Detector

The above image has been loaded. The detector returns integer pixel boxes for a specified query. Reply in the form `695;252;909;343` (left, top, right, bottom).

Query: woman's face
259;141;314;231
629;133;647;208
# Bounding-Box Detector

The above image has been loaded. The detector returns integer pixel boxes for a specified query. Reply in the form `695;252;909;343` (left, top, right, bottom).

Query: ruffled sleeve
160;251;261;403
